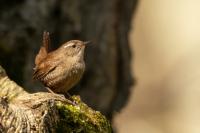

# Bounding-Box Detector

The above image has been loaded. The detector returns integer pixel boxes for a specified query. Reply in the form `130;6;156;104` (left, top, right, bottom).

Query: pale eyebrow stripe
64;43;74;48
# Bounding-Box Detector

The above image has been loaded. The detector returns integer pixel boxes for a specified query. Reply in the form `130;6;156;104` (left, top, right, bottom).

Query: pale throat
77;49;85;62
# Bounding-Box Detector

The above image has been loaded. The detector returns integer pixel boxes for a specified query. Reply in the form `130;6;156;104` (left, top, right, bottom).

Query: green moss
56;96;112;133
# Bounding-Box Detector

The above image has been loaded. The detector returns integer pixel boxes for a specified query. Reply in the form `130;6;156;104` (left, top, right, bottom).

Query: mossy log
0;65;112;133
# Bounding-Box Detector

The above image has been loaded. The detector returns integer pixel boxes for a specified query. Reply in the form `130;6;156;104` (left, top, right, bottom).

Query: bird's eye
72;45;76;48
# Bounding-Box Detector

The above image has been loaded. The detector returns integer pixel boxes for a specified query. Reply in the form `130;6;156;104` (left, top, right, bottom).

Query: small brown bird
33;31;88;94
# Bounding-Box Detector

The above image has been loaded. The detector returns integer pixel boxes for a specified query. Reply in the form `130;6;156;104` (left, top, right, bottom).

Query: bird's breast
45;61;85;93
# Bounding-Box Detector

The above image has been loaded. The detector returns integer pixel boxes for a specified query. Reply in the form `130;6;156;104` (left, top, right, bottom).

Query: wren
33;31;88;94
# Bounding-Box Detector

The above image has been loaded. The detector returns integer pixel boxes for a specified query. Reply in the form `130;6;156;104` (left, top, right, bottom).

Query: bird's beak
83;41;91;46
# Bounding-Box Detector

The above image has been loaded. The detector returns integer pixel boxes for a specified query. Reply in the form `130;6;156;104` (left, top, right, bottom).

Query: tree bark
0;0;137;119
0;66;112;133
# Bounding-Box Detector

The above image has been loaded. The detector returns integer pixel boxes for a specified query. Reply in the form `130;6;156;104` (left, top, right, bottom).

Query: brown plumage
33;31;87;93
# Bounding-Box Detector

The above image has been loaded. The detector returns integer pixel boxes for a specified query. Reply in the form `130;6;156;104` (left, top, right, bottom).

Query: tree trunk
0;66;112;133
0;0;137;119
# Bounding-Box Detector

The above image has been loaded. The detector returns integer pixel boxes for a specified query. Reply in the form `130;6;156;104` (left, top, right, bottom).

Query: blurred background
1;0;200;133
114;0;200;133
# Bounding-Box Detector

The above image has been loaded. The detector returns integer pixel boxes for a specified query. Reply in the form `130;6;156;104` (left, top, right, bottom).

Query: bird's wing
33;56;59;80
35;31;50;66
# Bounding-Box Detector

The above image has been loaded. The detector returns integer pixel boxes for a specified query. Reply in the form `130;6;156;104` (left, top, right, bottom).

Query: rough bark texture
0;66;112;133
0;0;137;119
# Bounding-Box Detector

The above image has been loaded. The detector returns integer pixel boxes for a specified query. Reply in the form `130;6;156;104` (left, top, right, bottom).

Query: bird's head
59;40;90;61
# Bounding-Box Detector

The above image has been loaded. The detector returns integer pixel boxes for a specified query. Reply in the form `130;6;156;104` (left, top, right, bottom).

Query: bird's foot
64;92;78;105
45;87;76;106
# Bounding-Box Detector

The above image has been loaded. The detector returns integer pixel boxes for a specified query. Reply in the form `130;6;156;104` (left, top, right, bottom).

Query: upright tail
35;31;50;66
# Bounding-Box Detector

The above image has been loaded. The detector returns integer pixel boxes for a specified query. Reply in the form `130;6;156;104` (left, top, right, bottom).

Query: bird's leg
45;87;75;105
65;92;72;98
45;87;56;94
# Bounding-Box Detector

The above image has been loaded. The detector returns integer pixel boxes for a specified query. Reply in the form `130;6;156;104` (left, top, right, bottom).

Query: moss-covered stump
0;65;112;133
57;96;112;132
